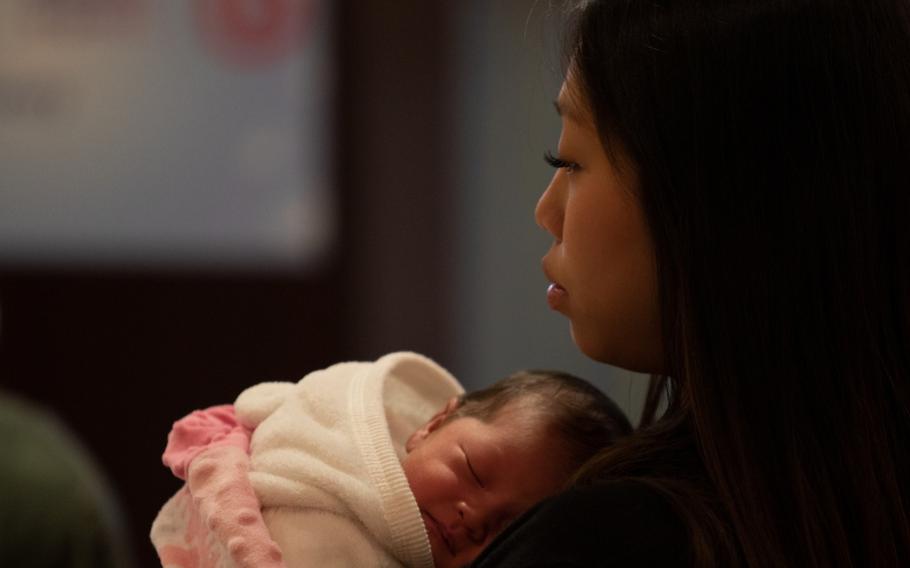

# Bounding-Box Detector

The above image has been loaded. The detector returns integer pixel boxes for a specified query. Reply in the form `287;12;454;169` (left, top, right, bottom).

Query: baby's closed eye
461;445;485;488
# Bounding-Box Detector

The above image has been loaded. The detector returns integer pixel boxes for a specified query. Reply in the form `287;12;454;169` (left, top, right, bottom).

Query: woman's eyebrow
553;98;584;124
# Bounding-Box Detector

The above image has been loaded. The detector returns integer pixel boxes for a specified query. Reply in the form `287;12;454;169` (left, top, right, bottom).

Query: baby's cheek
409;461;458;499
402;468;430;512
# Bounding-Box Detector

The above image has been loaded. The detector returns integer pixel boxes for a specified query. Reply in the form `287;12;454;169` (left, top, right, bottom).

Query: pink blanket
151;405;286;568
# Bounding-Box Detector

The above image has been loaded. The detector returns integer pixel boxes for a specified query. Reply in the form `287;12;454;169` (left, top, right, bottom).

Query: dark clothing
470;480;689;567
0;394;134;568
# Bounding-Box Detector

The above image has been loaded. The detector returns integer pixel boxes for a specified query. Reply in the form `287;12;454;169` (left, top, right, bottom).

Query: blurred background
0;1;650;565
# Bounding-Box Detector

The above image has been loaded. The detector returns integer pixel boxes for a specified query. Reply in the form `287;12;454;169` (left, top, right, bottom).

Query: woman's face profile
536;78;663;373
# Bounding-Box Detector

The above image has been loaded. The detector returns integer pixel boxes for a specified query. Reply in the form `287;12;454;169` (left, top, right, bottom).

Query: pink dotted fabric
162;405;251;480
153;406;286;568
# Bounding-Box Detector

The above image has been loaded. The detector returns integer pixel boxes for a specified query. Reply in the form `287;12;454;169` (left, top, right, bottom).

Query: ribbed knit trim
349;356;435;568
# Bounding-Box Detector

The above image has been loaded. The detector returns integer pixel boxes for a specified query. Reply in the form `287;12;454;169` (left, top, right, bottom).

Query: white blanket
235;352;464;568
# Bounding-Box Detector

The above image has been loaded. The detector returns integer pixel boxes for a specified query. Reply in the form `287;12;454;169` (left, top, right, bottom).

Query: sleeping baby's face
402;399;572;568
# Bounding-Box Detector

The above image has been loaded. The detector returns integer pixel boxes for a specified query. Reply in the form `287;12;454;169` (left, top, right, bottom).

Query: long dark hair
566;0;910;566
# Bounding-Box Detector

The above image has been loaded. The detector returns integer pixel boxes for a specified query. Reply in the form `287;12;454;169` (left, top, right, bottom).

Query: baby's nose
455;501;488;545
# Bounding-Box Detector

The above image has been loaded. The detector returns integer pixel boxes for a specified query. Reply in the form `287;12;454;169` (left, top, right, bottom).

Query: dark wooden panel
337;0;457;365
0;269;347;566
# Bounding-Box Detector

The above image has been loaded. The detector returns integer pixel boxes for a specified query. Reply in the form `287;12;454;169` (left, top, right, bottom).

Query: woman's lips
542;259;567;310
547;282;567;310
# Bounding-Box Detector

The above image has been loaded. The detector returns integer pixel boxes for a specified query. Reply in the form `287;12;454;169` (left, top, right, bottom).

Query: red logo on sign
194;0;314;69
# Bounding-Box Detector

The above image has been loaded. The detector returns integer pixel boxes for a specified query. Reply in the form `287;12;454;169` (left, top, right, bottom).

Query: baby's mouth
423;510;455;556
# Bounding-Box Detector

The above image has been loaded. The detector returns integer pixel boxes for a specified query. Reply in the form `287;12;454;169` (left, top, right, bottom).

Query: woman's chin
571;324;665;374
569;323;610;363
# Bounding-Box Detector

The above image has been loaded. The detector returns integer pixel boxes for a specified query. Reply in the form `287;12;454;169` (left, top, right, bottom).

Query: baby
151;352;631;568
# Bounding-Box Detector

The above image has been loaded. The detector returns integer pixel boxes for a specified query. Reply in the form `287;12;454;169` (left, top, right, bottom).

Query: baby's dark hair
448;370;633;475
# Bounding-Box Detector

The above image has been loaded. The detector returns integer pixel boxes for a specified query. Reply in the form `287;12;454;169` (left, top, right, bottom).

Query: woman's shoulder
471;479;689;568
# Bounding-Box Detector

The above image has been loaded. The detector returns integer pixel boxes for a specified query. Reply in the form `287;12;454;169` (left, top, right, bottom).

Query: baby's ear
405;397;461;453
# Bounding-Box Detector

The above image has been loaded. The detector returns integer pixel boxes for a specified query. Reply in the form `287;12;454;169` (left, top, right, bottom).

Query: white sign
0;0;334;269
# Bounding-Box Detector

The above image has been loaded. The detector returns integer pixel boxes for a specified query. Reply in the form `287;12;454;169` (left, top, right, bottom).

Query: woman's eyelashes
544;150;580;173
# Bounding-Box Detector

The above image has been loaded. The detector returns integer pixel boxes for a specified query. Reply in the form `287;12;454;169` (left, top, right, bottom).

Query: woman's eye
544;150;580;173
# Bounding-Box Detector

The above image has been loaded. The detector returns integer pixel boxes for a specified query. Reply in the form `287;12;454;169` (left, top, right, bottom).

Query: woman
472;0;910;566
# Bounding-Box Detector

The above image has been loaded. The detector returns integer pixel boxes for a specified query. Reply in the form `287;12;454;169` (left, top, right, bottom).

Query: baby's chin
427;531;477;568
428;540;445;568
420;511;452;568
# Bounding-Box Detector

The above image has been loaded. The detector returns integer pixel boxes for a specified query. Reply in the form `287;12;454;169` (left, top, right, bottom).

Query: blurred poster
0;0;334;269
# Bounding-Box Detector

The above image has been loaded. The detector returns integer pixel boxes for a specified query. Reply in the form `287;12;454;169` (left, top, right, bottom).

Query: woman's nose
535;170;565;242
